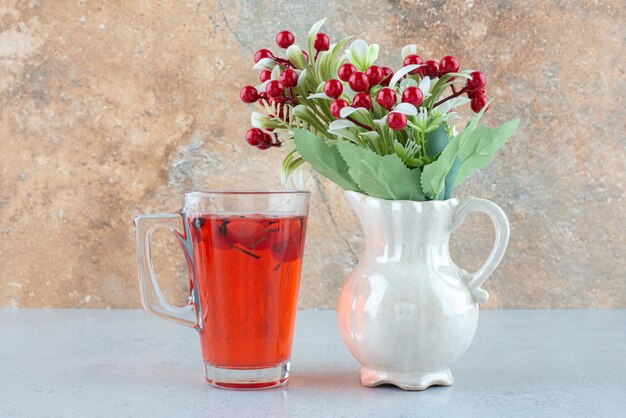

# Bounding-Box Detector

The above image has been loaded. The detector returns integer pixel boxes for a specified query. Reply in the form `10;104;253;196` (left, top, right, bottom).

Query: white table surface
1;309;625;417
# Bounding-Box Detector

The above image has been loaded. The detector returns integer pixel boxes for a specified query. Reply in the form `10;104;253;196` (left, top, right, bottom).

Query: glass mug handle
133;213;201;329
450;197;510;304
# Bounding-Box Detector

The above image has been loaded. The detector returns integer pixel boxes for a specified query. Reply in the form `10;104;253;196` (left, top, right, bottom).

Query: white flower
256;80;270;92
307;93;332;100
412;107;429;129
253;57;277;71
401;44;418;59
345;39;379;71
328;119;358;141
342;85;358;100
399;78;419;92
329;119;356;131
339;106;369;119
393;103;418;116
419;76;432;95
251;112;272;129
432;96;471;115
388;64;423;89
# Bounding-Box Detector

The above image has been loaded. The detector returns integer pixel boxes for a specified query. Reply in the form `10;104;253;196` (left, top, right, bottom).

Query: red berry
257;132;276;150
254;49;273;63
280;69;298;88
269;222;303;262
260;70;272;82
348;72;370;92
365;65;384;86
330;99;349;118
387;112;407;130
314;33;330;51
225;218;267;247
240;85;259;103
257;92;268;104
466;71;487;92
265;80;283;98
420;60;439;78
352;92;372;110
467;87;484;99
403;54;423;74
262;132;274;145
276;31;295;49
376;88;397;110
338;63;357;82
246;128;265;146
439;56;459;75
380;67;394;86
324;79;343;99
470;93;489;113
401;86;424;107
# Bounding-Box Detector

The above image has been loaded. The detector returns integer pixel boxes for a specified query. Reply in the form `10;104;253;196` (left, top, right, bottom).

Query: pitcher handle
133;213;201;329
450;197;510;304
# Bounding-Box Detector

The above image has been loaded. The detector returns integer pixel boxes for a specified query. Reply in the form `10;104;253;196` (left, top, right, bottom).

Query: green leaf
286;45;308;70
292;105;327;134
318;53;334;81
454;118;520;187
420;104;489;199
366;43;379;67
281;149;306;189
337;141;426;201
439;157;461;200
293;129;360;191
308;19;327;69
425;124;450;157
308;18;327;38
401;44;418;59
421;138;460;199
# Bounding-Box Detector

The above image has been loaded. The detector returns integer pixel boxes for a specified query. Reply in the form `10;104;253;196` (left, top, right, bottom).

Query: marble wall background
1;0;624;309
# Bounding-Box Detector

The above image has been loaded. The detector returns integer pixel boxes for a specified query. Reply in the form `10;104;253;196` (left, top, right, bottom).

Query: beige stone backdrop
0;0;624;309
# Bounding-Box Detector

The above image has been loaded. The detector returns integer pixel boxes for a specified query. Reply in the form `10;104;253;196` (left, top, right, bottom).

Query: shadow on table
289;367;357;390
290;364;453;395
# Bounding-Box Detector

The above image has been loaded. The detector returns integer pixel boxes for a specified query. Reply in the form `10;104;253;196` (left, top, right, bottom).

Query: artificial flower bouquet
239;19;519;201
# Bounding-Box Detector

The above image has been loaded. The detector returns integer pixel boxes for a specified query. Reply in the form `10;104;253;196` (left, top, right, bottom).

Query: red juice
188;214;307;369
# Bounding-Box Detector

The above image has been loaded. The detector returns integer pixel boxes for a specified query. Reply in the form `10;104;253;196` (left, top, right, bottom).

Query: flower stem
289;87;297;103
273;57;294;68
347;116;373;131
433;87;467;108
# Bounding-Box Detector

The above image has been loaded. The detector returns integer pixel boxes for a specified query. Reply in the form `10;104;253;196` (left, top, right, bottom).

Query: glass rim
185;190;310;197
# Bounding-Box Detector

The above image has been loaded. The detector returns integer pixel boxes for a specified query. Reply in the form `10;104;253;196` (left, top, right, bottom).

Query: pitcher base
204;361;289;390
360;367;454;391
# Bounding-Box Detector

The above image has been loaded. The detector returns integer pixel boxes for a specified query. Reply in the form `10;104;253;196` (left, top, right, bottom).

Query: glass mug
133;191;310;389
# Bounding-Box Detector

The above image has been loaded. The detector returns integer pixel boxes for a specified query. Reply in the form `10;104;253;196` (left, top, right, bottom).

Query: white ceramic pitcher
337;191;510;390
